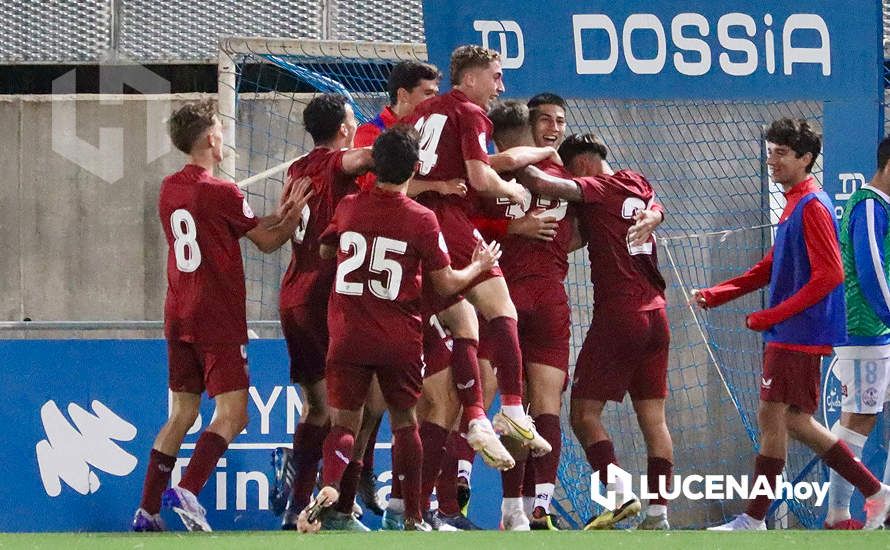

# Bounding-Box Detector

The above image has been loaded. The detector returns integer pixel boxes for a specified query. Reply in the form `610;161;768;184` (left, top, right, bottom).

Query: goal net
219;36;826;528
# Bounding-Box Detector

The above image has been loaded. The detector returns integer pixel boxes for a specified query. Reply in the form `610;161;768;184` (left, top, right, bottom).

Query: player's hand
627;209;663;246
508;209;558;241
546;146;564;166
472;240;502;271
437;178;468;197
689;289;709;309
504;179;532;210
279;176;313;220
746;311;771;332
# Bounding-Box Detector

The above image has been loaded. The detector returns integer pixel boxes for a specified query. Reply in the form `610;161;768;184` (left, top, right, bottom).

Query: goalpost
218;6;884;526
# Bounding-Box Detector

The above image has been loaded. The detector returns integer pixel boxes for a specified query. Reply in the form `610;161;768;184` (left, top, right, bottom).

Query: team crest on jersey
242;198;255;219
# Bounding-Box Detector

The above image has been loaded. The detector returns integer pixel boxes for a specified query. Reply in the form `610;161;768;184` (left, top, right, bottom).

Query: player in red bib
296;126;502;532
404;44;551;475
133;100;310;532
517;132;673;530
278;93;376;528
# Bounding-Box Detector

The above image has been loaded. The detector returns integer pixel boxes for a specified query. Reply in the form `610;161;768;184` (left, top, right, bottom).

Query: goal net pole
217;36;428;181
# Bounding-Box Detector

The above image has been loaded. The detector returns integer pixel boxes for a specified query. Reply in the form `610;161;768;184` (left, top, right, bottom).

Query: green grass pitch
0;531;884;550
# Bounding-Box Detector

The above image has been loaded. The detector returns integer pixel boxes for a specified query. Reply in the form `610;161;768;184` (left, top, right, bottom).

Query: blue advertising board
0;339;503;531
421;0;884;217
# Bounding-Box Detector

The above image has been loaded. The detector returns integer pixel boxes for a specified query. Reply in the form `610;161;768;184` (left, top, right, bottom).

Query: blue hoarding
0;339;502;531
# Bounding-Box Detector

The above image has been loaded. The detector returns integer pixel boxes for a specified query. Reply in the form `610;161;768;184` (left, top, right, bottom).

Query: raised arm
465;159;530;205
341;147;375;176
514;164;583;202
490;146;562;173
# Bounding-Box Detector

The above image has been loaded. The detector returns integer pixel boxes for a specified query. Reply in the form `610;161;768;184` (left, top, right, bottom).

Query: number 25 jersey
320;188;451;364
159;164;259;344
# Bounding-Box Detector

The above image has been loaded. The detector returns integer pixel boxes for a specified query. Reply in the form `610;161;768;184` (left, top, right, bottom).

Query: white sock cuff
831;421;869;449
501;497;523;512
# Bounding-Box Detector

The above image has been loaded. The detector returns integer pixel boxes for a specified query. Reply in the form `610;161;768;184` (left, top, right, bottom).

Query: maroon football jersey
159;164;259;344
279;147;359;310
320;188;451;364
475;159;576;283
405;89;492;213
575;169;667;311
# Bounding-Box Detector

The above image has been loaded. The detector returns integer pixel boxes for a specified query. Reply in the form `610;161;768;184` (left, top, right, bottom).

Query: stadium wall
0;93;312;324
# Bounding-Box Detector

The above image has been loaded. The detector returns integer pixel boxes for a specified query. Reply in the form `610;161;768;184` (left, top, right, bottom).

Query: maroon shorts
281;304;328;385
423;312;453;379
167;340;249;398
424;202;503;314
327;358;424;411
760;345;822;414
572;307;670;402
479;278;570;372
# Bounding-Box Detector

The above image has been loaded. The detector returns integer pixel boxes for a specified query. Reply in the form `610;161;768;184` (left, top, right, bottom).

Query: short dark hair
558;133;608;166
373;125;420;184
527;93;566;111
387;61;441;105
765;118;821;173
488;100;529;144
168;99;216;154
878;136;890;172
450;44;500;86
527;92;566;123
303;93;348;144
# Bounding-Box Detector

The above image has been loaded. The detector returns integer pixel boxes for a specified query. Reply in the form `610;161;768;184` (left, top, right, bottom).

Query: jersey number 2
170;209;202;272
621;197;653;256
335;231;408;301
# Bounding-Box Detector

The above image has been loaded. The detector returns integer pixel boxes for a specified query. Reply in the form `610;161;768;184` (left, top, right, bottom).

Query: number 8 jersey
159;164;259;344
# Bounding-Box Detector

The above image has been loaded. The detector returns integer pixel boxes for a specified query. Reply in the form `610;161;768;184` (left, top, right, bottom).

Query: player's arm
691;249;774;309
341;147;375;176
427;241;502;296
471;211;558;242
850;199;890;325
245;176;313;253
408;178;467;198
514;164;583;202
489;146;562;173
465;159;529;204
744;200;844;331
628;201;665;246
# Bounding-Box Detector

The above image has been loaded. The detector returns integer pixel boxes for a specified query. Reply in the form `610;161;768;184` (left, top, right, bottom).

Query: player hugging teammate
139;44;890;535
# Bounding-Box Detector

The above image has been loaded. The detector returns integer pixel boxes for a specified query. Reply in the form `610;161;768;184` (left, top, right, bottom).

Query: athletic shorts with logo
829;344;890;414
760;345;822;414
